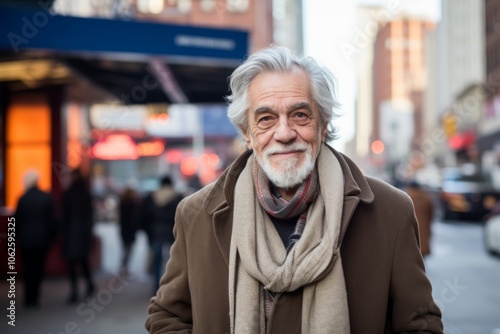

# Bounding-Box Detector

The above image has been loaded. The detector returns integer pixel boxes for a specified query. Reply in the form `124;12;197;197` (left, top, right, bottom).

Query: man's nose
273;116;296;143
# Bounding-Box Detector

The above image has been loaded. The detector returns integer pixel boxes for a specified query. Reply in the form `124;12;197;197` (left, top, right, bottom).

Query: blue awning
0;5;249;103
0;6;248;63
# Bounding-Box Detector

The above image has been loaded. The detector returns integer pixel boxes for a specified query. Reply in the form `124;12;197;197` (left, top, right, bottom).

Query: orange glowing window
6;94;51;210
7;96;50;143
137;140;165;157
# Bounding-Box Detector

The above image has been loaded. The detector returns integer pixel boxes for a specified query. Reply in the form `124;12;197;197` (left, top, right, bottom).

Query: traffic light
443;112;457;138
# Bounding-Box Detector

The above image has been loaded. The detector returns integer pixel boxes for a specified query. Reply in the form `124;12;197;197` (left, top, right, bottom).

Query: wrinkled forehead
249;67;312;93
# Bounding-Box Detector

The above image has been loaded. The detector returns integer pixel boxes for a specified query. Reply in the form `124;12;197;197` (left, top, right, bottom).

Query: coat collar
330;146;374;204
204;144;374;266
203;144;374;214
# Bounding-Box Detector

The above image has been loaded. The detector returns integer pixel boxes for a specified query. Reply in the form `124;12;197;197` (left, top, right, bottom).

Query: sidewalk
1;223;154;334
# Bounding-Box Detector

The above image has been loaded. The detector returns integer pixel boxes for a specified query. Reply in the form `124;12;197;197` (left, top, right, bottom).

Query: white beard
255;142;318;189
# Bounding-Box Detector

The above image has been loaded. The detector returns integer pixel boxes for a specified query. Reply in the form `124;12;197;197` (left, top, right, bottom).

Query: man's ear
241;128;253;149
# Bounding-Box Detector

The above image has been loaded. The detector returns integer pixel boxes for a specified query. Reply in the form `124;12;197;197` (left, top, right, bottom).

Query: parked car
439;170;500;222
484;215;500;256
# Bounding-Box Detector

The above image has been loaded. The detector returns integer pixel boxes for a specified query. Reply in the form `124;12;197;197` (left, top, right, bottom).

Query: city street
1;220;500;333
425;220;500;334
1;1;499;333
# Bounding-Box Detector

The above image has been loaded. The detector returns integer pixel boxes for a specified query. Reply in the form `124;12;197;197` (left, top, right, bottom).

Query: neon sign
92;134;139;160
137;140;165;156
91;135;166;160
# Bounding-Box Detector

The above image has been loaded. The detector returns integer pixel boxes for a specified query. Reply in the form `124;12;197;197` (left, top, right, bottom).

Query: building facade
434;0;485;169
437;0;485;115
372;17;435;178
345;5;382;174
480;0;500;188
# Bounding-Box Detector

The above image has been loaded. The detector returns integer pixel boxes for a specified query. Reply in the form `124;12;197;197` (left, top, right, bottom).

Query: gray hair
226;45;342;142
23;169;39;190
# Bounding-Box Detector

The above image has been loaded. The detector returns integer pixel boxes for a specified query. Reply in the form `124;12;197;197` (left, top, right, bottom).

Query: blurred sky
303;0;441;151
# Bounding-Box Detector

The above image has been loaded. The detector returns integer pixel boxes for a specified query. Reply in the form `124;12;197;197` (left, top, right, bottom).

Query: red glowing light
180;156;198;176
371;140;385;155
200;153;220;167
92;135;139;160
165;149;184;164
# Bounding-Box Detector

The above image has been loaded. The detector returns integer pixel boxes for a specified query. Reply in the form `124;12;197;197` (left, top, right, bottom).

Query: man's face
243;67;327;189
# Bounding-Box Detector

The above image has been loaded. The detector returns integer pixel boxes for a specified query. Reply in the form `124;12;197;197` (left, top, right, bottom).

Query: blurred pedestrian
140;175;183;293
61;168;95;303
118;183;140;276
185;174;203;195
404;180;435;257
14;170;57;308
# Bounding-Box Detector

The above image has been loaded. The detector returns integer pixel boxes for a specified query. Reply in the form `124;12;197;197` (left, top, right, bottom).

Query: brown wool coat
146;147;443;334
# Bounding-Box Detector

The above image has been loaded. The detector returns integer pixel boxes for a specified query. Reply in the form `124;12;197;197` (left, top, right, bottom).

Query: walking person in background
62;168;96;304
14;170;58;308
404;180;436;257
146;46;443;333
140;175;183;293
118;183;140;276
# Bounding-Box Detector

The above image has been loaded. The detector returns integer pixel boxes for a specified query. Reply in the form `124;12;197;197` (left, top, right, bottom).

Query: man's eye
291;112;310;124
257;116;276;128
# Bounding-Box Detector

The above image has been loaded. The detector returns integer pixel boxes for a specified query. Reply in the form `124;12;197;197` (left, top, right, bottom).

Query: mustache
263;143;310;156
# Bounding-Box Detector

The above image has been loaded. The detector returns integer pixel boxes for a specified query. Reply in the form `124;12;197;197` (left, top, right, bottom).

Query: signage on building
90;104;150;130
144;104;199;137
91;134;165;160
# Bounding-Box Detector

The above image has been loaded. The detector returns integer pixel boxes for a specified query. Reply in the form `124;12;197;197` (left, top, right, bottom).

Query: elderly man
146;46;443;333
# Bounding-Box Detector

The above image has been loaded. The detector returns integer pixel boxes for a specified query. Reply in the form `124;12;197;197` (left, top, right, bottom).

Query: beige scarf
229;145;350;333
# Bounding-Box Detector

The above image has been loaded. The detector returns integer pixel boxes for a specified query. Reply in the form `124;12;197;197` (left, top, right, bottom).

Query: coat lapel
205;150;252;267
212;205;233;266
330;147;374;243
